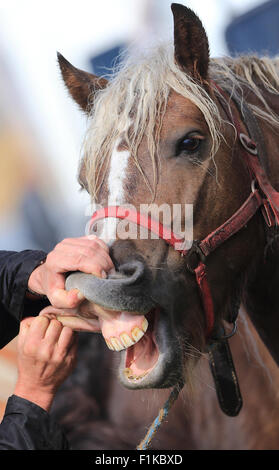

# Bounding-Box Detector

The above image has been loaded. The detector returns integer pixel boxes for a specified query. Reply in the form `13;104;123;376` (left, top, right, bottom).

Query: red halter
90;84;279;339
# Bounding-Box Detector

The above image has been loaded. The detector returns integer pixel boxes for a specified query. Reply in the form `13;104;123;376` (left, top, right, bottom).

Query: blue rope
136;380;184;450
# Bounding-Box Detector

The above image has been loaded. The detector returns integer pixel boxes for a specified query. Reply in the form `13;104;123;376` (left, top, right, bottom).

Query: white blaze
101;138;130;243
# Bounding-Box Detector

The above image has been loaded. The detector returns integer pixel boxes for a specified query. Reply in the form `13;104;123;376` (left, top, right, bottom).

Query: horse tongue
99;312;148;351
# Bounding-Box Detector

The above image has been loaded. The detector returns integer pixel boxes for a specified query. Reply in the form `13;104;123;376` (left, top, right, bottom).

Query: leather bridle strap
198;189;263;257
186;188;264;337
90;206;187;253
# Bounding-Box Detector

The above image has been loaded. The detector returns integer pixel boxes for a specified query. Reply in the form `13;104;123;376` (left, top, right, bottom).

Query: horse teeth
142;318;148;332
105;339;114;350
124;367;132;377
131;327;145;343
110;337;124;351
120;333;135;348
105;321;148;351
123;368;148;380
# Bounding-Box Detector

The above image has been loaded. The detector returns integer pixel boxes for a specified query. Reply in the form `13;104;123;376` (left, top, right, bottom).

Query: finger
56;315;100;332
56;326;76;356
87;253;115;277
64;333;78;364
20;316;50;355
47;247;114;274
79;250;114;274
18;316;35;348
44;319;63;344
27;316;50;341
19;316;35;332
85;235;109;252
53;237;109;259
44;270;85;307
39;306;101;332
54;332;78;369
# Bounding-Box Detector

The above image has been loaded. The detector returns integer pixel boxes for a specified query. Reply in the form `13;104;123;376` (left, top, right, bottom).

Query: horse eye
177;137;202;155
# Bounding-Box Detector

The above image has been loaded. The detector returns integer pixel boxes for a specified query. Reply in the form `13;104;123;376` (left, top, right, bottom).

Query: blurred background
0;0;277;418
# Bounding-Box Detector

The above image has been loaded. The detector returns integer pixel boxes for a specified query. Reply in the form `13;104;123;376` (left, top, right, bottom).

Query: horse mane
211;55;279;131
82;45;279;199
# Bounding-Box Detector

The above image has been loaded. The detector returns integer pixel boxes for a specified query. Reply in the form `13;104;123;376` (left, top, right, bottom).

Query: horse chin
118;308;183;390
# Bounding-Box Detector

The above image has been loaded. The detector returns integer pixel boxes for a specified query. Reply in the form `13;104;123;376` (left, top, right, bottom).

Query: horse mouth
115;307;183;389
68;304;182;389
63;268;183;388
63;266;183;387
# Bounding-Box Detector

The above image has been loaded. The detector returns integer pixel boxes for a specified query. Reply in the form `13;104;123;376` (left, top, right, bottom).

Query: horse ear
171;3;209;80
57;52;108;112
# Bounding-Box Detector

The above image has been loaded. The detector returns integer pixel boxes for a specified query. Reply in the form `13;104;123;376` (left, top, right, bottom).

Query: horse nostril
108;260;147;286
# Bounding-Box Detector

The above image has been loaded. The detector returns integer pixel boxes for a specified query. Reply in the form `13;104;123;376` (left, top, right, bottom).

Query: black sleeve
0;250;50;349
0;395;69;450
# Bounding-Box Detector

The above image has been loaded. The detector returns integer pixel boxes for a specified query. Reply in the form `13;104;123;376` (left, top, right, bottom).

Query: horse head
57;4;271;392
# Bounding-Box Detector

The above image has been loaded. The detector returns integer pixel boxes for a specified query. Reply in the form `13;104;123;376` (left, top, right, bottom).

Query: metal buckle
210;320;238;342
251;179;275;227
239;133;258;155
261;199;275;228
251;179;257;193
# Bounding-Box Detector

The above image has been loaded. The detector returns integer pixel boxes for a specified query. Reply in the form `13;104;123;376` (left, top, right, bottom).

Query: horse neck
242;86;279;365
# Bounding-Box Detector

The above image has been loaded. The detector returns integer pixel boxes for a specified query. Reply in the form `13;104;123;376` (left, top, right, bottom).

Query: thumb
50;287;85;308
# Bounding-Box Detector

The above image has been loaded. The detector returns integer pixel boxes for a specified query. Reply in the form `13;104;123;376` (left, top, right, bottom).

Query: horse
51;3;279;449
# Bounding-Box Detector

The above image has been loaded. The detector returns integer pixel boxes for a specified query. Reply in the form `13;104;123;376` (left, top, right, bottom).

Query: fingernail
87;234;97;240
101;270;107;279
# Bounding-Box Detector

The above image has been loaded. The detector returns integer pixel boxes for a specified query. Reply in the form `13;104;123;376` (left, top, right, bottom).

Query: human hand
14;316;78;412
27;235;114;309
